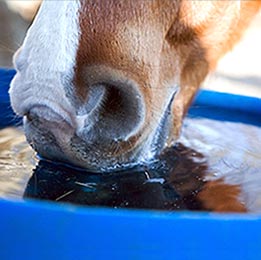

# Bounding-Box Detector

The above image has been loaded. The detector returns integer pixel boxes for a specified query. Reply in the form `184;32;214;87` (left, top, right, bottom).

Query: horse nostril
101;84;144;140
25;111;33;122
78;81;145;143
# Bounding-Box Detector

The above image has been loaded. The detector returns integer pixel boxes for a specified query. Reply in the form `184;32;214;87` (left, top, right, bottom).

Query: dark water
0;116;260;213
24;143;206;211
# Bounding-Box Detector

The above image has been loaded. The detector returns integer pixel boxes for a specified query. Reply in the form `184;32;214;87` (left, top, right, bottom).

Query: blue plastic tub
0;68;261;259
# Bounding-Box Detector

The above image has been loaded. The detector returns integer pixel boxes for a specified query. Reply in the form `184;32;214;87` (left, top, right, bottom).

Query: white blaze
9;0;81;124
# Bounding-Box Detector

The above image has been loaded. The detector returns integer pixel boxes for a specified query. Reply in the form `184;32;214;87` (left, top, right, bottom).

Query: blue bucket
0;68;261;259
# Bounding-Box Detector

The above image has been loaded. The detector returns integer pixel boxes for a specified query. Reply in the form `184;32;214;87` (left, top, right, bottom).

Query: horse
9;0;261;172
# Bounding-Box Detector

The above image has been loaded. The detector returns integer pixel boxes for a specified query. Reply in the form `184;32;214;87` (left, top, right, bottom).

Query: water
0;127;36;199
0;116;260;213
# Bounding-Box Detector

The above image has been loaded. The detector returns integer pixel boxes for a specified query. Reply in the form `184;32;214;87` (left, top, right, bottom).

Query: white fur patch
9;0;81;125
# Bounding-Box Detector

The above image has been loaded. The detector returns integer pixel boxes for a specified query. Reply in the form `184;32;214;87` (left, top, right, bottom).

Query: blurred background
0;0;260;97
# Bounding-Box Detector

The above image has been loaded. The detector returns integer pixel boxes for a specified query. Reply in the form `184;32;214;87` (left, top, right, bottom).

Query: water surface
1;116;260;213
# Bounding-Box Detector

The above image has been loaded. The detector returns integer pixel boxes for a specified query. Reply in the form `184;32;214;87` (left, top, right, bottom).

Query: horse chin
24;118;148;173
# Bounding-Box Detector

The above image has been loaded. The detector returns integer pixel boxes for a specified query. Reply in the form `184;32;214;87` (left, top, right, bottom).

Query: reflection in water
0;117;260;212
24;144;206;210
181;117;261;212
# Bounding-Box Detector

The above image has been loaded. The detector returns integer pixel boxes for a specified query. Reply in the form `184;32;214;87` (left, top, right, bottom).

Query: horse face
9;0;261;171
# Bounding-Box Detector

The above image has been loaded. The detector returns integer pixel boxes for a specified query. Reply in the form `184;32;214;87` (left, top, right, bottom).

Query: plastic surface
1;199;261;259
1;69;261;259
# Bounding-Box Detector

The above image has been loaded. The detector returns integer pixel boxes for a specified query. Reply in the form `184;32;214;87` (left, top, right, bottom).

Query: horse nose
26;105;73;127
76;80;145;144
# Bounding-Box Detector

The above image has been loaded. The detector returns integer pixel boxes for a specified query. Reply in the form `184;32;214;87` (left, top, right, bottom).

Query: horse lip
26;104;74;127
